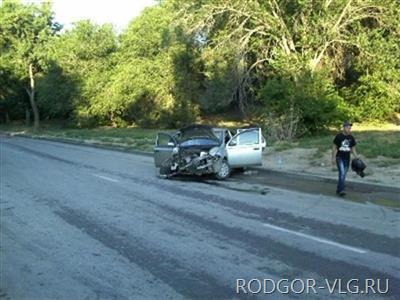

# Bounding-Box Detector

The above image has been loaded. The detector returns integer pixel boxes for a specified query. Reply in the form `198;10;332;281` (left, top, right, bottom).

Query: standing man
332;121;359;196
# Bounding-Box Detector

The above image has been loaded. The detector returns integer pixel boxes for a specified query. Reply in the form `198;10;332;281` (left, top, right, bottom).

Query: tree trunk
5;112;10;124
25;108;31;126
27;63;40;130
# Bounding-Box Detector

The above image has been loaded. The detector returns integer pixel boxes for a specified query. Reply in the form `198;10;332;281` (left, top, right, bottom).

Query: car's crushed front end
159;125;226;178
173;146;225;175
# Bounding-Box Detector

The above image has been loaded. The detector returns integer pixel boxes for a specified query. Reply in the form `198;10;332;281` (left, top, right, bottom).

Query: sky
21;0;158;31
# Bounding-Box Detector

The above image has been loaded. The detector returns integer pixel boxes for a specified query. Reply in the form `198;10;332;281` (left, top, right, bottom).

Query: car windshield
212;129;223;142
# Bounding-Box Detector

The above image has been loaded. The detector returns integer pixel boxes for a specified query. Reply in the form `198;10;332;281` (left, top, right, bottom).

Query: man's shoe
336;191;346;197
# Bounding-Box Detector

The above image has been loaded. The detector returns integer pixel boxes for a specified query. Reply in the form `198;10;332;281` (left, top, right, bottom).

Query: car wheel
157;168;169;179
215;159;230;180
159;158;173;178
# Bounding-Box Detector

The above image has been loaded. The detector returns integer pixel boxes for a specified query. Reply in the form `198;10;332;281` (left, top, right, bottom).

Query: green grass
271;128;400;159
356;131;400;159
0;123;161;152
1;122;399;159
273;141;297;152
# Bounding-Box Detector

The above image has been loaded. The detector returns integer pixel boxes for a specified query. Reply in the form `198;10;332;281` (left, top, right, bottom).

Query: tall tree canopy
93;4;200;128
174;0;400;131
0;0;61;129
46;20;118;126
1;0;399;134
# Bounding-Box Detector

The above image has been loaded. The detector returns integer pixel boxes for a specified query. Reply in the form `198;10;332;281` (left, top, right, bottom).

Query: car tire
159;158;173;178
157;168;169;179
215;159;231;180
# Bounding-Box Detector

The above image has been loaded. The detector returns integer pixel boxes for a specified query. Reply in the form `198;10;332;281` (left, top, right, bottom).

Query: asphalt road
1;136;399;299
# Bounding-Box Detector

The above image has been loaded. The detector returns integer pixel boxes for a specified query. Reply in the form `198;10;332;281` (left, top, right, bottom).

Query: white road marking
262;223;367;254
92;174;119;183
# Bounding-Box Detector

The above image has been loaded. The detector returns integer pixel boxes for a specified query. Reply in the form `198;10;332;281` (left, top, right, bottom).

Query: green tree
48;20;117;126
0;0;61;129
174;0;395;132
258;71;347;134
0;67;26;122
341;1;400;121
98;4;200;128
36;62;77;120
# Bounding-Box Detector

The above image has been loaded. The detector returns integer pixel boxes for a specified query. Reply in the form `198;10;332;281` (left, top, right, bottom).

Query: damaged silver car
154;124;266;180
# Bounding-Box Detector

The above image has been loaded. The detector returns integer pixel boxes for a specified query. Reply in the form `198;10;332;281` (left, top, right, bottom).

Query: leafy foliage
48;20;118;126
36;63;77;119
341;3;400;121
1;0;399;134
258;71;347;134
94;5;200;128
176;0;400;134
0;0;61;128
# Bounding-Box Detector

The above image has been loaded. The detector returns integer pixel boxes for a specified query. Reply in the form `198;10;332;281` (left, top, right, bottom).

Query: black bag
351;158;366;178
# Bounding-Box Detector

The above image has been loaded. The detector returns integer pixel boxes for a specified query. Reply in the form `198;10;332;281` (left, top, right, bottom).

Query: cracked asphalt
1;136;399;299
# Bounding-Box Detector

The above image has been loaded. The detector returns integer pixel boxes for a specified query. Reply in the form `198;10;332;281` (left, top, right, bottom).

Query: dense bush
258;72;348;135
36;63;77;119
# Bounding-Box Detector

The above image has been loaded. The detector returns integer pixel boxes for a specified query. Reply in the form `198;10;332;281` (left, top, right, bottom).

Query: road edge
1;133;153;157
3;133;399;193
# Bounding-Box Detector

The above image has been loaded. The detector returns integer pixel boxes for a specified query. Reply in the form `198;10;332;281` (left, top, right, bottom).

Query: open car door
226;128;263;167
154;133;176;168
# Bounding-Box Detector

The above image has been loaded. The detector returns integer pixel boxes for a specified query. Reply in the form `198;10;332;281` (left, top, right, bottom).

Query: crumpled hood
177;125;218;141
177;124;221;150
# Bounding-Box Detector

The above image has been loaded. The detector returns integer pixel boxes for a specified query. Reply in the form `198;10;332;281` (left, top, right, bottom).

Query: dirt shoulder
263;147;400;188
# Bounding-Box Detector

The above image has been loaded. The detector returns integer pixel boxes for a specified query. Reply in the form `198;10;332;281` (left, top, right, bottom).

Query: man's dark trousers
336;156;350;193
